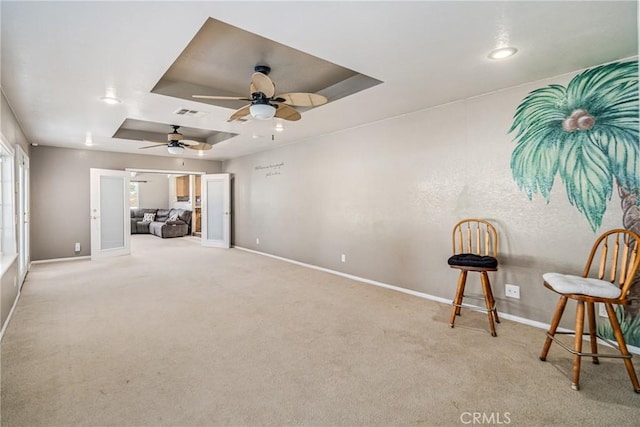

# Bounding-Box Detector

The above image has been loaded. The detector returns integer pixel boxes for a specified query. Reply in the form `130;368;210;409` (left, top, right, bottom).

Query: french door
90;168;130;259
16;146;30;285
201;173;230;248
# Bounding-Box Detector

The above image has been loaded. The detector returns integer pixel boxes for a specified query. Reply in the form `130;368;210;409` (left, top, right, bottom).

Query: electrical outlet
75;242;81;252
505;284;520;299
341;254;346;263
256;238;260;245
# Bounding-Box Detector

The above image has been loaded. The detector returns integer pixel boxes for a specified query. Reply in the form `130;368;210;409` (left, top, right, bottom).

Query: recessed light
198;150;204;157
100;96;121;105
275;123;284;132
488;46;518;60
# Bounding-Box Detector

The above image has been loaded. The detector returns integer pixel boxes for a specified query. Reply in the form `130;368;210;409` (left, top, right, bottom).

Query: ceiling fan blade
229;104;251;121
275;93;328;107
274;104;301;121
186;143;213;151
138;144;163;149
192;95;251;101
179;139;200;146
142;139;166;145
251;72;275;98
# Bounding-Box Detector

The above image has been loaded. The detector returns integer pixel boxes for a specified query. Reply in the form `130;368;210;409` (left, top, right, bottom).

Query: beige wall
223;65;626;327
136;173;170;208
30;146;221;260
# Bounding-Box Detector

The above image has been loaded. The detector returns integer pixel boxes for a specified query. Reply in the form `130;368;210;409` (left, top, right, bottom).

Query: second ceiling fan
193;65;327;122
139;125;212;154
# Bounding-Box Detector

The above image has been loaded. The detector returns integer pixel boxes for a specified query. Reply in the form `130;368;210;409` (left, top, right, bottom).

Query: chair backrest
451;219;498;257
583;229;640;299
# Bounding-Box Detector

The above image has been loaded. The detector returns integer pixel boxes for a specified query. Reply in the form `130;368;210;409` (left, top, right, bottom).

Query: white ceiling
1;1;638;161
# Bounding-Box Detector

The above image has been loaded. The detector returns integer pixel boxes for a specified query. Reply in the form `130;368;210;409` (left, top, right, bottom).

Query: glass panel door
90;168;130;259
17;146;29;285
201;173;230;248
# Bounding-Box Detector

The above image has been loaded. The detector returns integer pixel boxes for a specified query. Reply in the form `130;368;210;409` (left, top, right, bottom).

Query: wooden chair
540;229;640;392
448;219;500;336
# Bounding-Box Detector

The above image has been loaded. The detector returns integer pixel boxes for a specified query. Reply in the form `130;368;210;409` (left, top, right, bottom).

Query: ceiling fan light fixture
488;46;518;60
167;145;184;155
250;103;276;120
100;96;121;105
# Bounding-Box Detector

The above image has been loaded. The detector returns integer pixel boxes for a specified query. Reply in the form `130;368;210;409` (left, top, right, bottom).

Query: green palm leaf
558;132;612;231
595;128;639;190
509;85;566;199
566;62;638;117
509;60;638;232
565;62;638;194
511;127;562;200
509;85;566;139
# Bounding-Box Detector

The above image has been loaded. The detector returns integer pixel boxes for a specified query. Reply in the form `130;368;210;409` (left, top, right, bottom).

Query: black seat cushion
448;253;498;268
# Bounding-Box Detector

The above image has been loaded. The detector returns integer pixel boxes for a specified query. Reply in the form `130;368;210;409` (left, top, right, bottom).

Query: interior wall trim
233;245;640;355
0;288;20;342
31;256;91;264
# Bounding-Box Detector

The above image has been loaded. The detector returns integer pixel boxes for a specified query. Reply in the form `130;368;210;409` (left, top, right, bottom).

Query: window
129;181;139;209
0;137;16;257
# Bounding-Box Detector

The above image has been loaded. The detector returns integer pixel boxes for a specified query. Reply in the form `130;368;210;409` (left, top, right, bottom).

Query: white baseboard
233;245;640;355
31;256;91;265
0;288;20;342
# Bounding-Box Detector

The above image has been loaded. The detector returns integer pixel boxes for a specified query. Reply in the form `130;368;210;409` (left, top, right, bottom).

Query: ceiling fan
139;125;212;154
192;65;328;122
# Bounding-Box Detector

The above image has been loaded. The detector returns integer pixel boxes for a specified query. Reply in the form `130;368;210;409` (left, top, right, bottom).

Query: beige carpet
2;235;639;426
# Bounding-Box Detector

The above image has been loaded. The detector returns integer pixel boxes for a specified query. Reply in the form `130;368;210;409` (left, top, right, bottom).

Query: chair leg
540;296;568;361
586;302;599;364
480;272;497;337
449;271;467;328
605;303;640;393
571;300;585;391
455;271;467;317
484;273;500;324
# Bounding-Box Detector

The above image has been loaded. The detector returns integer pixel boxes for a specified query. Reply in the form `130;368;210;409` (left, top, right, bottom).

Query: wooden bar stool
448;219;500;336
540;229;640;392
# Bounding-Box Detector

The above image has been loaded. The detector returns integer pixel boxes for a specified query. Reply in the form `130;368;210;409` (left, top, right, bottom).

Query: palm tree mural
508;60;640;346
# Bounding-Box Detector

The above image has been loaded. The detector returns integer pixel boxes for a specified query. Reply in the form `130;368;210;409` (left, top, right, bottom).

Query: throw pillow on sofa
168;213;179;222
142;212;156;222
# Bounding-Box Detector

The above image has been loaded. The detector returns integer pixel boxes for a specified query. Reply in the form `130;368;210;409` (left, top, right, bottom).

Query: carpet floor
1;235;639;426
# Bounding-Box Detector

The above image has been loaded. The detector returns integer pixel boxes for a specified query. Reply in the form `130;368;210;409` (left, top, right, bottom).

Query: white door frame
201;173;231;248
90;168;131;259
16;146;30;285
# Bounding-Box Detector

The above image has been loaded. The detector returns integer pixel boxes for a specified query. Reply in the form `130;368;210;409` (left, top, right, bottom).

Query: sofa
130;208;192;238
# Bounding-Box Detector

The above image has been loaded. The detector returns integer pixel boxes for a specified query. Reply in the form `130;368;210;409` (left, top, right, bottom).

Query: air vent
173;108;207;118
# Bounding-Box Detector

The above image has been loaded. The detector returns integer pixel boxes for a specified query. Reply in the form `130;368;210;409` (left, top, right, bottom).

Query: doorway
128;168;204;237
124;168;230;247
